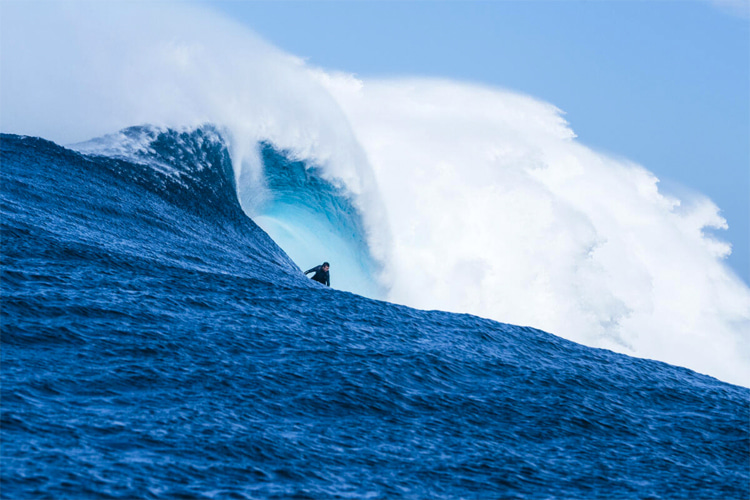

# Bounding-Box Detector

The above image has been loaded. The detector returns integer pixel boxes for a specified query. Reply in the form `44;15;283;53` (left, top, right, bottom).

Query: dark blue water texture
2;130;748;499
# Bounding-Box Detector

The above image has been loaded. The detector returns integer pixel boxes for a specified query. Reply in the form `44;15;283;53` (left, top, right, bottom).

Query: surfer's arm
304;266;319;275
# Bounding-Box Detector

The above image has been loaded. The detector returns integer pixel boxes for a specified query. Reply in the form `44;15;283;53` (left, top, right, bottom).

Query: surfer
304;262;330;287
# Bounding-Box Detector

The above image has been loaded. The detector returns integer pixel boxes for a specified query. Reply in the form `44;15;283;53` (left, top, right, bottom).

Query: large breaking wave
1;1;749;386
3;131;747;498
73;125;385;297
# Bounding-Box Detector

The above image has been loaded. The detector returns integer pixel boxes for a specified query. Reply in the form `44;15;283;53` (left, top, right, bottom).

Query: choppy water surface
2;132;748;499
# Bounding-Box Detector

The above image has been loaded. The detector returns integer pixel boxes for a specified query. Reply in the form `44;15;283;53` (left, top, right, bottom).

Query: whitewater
2;2;748;387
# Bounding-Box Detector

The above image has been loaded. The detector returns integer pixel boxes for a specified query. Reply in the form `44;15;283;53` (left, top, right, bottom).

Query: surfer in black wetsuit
304;262;330;287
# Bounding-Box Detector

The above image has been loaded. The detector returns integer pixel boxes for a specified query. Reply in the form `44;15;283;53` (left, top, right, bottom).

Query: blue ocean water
1;130;748;499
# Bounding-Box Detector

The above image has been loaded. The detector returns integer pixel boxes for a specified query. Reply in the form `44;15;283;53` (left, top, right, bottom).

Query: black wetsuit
304;265;330;286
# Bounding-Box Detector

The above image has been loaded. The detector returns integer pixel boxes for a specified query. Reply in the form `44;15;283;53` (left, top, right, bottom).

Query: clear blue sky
207;0;749;283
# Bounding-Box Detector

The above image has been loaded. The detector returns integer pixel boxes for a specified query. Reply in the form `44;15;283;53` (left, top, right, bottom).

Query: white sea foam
319;76;750;386
2;1;748;386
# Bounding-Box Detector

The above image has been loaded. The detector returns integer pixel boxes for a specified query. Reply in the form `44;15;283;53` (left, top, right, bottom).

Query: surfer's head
322;262;330;271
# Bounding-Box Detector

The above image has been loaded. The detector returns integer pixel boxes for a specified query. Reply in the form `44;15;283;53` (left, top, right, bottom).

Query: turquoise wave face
253;142;385;298
73;126;385;296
